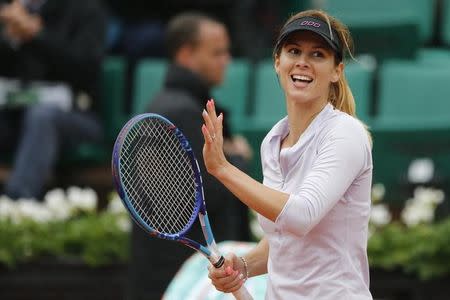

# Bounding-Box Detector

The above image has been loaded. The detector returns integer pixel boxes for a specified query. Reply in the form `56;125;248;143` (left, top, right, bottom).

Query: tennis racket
112;113;253;300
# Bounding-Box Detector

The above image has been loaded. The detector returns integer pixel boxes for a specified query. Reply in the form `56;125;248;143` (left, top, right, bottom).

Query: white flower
16;198;53;223
400;186;444;227
30;206;53;223
413;186;444;206
44;188;72;221
67;186;97;213
44;188;66;201
370;204;391;227
401;200;434;227
408;158;434;183
107;193;126;214
0;195;20;221
371;183;386;203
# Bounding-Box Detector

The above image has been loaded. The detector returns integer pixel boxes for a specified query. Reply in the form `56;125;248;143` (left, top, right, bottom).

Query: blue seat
100;56;128;140
371;59;450;202
442;0;450;46
249;60;285;132
375;61;450;130
132;59;167;115
212;60;251;133
417;48;450;65
317;0;428;59
65;56;127;164
239;60;283;180
345;58;375;124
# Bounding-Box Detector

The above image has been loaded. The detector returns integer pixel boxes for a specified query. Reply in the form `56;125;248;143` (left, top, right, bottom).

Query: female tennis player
201;9;373;299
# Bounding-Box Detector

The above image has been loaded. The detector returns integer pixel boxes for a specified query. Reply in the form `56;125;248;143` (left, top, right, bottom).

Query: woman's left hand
208;253;246;293
201;99;229;178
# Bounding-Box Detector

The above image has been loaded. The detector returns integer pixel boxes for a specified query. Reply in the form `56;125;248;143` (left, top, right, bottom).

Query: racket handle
211;255;253;300
232;286;253;300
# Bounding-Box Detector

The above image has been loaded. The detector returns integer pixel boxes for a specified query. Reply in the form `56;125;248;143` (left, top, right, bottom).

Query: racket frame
112;113;223;266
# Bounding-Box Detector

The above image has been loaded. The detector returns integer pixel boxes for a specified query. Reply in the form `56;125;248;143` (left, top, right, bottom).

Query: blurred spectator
103;0;279;114
127;12;252;300
0;0;107;199
106;0;286;60
105;0;167;58
104;0;274;59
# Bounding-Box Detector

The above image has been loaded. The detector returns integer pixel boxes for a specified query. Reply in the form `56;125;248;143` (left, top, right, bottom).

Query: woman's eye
288;48;300;55
312;51;324;58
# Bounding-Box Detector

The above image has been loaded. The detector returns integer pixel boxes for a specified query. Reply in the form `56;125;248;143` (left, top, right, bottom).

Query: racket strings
137;141;194;232
125;124;192;230
120;118;198;235
123;124;194;233
142;128;196;231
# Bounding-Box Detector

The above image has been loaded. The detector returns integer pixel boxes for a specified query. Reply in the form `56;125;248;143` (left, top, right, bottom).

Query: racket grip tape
213;255;225;268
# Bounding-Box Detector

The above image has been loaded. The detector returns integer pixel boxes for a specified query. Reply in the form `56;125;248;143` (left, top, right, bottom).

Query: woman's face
274;30;343;107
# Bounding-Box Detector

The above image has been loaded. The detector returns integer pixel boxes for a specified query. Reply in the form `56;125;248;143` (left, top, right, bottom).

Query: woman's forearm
215;162;289;222
244;237;269;278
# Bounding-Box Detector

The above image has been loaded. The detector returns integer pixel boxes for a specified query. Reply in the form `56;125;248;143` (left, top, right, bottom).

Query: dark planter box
1;262;450;300
370;268;450;300
0;261;127;300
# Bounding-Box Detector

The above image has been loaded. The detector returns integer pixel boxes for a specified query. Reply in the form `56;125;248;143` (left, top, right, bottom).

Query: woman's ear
331;62;344;83
274;55;280;75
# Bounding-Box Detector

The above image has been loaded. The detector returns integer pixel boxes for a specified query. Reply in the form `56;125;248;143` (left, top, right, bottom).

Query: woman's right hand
201;99;229;178
208;253;247;293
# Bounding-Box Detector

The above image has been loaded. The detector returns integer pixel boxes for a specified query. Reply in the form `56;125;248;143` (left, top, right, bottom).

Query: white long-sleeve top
258;104;373;300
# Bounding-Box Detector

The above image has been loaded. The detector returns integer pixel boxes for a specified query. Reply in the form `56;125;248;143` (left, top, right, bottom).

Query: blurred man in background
0;0;106;199
127;12;252;299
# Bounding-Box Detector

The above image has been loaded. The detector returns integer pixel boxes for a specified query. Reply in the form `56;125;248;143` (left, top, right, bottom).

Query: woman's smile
290;73;314;88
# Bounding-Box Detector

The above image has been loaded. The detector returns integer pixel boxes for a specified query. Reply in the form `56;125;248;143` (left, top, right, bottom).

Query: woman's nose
295;54;309;68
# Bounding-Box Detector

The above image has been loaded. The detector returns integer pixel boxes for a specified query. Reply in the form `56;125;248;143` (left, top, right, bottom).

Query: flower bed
368;184;450;280
1;185;450;300
0;188;130;268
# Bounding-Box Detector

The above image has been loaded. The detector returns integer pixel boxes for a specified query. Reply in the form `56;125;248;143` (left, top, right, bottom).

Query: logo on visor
301;20;321;28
